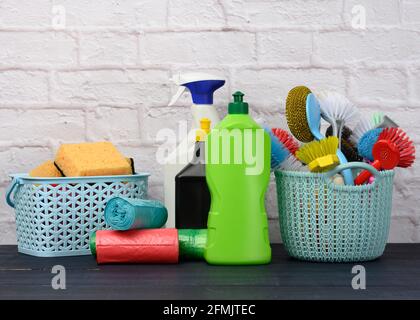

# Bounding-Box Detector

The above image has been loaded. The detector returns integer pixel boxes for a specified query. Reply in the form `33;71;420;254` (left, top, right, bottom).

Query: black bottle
175;119;211;229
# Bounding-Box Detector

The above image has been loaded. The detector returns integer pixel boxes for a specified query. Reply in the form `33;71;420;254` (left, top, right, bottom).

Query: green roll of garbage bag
178;229;207;260
104;197;168;230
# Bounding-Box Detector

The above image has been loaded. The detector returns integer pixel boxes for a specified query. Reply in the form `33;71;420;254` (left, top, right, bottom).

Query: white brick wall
0;0;419;244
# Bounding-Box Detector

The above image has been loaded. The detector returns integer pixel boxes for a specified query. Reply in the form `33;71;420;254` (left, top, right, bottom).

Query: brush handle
325;162;381;182
336;150;354;185
354;160;381;185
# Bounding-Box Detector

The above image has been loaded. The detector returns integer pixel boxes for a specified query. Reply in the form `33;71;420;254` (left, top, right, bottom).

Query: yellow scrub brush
285;86;314;142
296;136;340;172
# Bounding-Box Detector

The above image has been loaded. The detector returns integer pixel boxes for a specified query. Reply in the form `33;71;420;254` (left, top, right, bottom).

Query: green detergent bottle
204;91;272;265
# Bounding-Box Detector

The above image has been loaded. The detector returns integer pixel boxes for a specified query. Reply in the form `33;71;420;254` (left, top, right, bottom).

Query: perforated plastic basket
6;173;149;257
275;162;394;262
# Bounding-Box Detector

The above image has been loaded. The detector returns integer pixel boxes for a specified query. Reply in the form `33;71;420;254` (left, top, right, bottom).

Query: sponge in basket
30;160;63;177
55;142;132;177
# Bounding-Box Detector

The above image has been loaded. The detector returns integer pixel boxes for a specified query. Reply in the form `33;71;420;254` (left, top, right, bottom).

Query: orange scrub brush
285;86;314;142
296;136;340;173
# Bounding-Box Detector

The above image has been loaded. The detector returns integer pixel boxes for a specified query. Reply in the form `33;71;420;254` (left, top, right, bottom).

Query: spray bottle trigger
168;87;186;106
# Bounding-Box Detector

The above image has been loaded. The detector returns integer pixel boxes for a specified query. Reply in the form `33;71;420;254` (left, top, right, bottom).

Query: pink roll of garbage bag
91;229;179;264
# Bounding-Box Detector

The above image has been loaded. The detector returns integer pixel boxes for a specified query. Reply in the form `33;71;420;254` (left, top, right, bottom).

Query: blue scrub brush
263;126;290;170
357;128;383;161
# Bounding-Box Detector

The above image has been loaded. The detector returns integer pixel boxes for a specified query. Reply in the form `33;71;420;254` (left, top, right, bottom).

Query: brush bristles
278;154;308;172
272;128;300;155
378;128;416;168
265;126;290;170
326;125;361;161
341;139;363;162
326;125;353;140
317;91;360;123
372;112;384;127
296;136;339;165
358;128;383;161
285;86;314;142
351;117;375;145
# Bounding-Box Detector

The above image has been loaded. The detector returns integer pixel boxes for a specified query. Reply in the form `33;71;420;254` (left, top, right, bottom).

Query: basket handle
324;162;381;186
5;176;22;209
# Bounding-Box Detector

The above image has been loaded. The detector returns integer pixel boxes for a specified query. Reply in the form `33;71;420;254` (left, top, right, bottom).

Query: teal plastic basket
6;173;149;257
275;162;394;262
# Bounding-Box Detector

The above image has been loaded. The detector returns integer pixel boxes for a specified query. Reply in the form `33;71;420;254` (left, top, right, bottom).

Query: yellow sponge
126;157;135;174
30;160;63;178
55;142;132;177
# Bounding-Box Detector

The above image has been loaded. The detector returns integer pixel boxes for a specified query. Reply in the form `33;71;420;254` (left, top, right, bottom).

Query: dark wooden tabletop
1;244;420;300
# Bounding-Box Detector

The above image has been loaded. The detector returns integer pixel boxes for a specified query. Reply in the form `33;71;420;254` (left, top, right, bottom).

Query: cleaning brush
272;128;300;155
377;128;415;167
355;128;415;185
316;91;359;149
326;125;362;162
278;154;307;172
326;125;353;140
372;112;384;127
263;126;290;170
351;116;375;145
296;136;340;172
357;128;383;161
372;111;399;129
285;86;314;142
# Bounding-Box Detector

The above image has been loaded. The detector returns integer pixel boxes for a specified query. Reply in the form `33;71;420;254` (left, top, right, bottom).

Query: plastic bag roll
104;197;168;230
91;229;179;264
178;229;207;260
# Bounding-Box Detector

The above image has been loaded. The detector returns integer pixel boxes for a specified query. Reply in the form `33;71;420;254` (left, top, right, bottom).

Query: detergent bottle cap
168;73;225;106
228;91;249;114
196;118;211;141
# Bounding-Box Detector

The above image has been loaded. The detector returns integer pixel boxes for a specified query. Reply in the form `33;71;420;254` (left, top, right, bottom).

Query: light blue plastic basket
6;173;149;257
275;162;394;262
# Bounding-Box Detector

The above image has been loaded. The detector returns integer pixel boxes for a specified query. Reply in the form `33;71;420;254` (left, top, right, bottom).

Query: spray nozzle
196;118;211;141
168;73;225;107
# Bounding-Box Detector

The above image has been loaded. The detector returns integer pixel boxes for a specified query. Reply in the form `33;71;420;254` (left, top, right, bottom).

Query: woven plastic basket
5;173;149;257
275;162;394;262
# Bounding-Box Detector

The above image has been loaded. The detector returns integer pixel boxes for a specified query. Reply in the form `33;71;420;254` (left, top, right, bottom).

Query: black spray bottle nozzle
229;91;249;114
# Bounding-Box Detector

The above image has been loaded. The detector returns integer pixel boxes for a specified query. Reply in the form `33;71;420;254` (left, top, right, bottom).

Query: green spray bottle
204;91;272;265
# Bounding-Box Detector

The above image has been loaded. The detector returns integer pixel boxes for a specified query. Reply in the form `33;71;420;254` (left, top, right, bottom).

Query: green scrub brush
285;86;314;142
372;112;399;129
296;136;340;173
